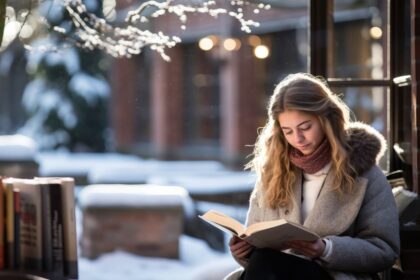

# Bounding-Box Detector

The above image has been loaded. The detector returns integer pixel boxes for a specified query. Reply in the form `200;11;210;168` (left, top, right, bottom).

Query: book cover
48;182;65;278
38;180;64;277
199;210;319;250
36;177;78;278
0;178;5;270
40;182;53;273
58;177;78;279
13;188;21;270
12;178;43;271
3;178;15;270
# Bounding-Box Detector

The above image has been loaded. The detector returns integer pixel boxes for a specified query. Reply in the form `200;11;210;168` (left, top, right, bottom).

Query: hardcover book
199;210;319;250
36;177;78;278
11;178;43;271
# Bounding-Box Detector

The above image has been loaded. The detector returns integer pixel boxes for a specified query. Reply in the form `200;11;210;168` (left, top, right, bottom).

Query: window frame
309;0;411;185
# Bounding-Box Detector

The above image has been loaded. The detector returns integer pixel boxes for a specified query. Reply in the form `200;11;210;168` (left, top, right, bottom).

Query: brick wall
81;206;184;259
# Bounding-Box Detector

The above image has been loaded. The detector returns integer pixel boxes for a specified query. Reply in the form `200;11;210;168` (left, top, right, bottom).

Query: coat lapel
282;171;303;224
303;172;368;237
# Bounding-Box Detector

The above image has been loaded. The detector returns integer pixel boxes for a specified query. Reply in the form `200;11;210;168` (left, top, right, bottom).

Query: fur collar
346;122;387;175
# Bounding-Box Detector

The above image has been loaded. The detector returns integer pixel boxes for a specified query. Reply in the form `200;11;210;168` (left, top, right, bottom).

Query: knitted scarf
289;138;331;174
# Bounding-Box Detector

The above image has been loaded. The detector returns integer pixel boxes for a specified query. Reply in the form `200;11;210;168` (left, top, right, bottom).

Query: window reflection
331;0;388;78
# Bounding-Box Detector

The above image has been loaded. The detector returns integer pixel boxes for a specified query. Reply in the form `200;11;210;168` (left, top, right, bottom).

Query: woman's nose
295;131;304;143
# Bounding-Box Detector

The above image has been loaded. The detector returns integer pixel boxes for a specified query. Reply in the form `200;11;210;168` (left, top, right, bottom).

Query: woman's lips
297;144;310;150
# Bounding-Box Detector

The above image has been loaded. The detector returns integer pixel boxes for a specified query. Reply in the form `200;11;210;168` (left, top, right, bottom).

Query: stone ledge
79;184;188;259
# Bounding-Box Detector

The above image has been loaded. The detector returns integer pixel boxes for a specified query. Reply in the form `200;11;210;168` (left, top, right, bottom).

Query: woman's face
278;110;325;155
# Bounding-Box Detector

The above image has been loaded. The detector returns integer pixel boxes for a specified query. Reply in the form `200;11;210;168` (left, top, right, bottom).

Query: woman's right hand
229;236;254;259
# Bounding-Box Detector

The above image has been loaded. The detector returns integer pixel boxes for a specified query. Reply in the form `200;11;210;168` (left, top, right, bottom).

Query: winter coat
224;122;400;280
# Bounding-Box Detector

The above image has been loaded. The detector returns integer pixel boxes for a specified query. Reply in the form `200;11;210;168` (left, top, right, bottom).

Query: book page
199;210;245;236
244;221;319;250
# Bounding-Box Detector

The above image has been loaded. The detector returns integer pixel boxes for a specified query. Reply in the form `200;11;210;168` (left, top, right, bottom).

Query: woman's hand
283;238;326;259
229;236;254;259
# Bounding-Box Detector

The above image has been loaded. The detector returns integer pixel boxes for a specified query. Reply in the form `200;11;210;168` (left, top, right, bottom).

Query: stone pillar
220;42;265;167
151;47;184;159
411;0;420;193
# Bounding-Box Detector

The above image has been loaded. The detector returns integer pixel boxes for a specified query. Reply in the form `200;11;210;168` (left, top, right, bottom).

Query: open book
199;210;319;250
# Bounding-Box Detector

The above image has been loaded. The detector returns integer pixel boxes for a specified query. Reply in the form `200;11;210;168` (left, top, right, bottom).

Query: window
310;0;410;173
183;43;220;146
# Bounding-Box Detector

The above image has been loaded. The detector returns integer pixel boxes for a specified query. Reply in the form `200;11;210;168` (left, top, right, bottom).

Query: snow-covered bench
36;152;143;185
78;184;193;259
87;159;226;185
0;134;39;178
147;171;256;205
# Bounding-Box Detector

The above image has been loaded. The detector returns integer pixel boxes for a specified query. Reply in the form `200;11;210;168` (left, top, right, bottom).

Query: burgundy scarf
289;138;331;174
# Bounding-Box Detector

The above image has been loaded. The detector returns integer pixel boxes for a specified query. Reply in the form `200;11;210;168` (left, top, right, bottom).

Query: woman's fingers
229;237;254;258
284;239;325;258
235;246;253;258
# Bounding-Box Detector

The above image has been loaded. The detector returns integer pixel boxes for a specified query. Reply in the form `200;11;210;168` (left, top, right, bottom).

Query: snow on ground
77;235;237;280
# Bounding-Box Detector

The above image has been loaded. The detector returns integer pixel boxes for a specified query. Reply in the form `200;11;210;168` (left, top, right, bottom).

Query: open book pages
199;210;319;250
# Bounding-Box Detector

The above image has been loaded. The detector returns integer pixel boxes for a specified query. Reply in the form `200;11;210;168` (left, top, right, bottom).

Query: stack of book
0;177;78;279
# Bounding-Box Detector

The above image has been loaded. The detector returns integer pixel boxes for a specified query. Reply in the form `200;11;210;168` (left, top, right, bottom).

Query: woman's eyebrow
281;120;311;129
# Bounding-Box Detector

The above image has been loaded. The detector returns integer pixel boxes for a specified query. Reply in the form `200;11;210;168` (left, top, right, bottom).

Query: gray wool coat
224;123;400;280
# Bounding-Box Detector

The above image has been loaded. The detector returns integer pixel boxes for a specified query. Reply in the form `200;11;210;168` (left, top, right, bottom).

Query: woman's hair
246;73;356;209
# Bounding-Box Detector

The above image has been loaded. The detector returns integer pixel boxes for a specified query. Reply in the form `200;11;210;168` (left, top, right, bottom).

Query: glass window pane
332;86;389;170
183;43;220;145
331;0;388;79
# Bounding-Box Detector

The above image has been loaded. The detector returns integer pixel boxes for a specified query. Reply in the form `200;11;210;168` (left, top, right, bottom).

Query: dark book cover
13;189;20;270
40;184;52;272
3;180;15;270
0;178;5;270
47;183;65;278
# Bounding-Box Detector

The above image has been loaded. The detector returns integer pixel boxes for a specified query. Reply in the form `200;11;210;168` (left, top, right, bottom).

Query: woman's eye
300;125;311;131
283;130;292;135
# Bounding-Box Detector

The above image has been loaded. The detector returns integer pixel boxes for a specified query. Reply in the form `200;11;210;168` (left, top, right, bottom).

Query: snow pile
78;184;194;217
147;171;256;195
87;159;226;184
78;235;238;280
36;151;143;178
0;134;38;160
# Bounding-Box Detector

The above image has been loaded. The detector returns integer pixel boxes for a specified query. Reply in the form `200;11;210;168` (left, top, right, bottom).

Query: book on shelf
199;210;319;250
0;176;78;279
37;179;65;278
11;178;43;272
0;178;4;270
36;177;78;279
13;188;21;270
3;178;16;270
59;177;78;279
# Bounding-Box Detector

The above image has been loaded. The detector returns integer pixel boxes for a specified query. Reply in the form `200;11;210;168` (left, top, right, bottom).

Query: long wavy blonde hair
246;73;356;209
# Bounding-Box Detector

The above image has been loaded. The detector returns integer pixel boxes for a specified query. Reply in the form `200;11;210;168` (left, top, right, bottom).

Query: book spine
19;184;43;271
41;185;53;272
60;179;78;279
49;184;64;278
4;182;15;270
13;189;20;270
0;178;5;270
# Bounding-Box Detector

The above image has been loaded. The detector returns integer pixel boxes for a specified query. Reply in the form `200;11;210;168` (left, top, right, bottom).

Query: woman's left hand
283;238;325;259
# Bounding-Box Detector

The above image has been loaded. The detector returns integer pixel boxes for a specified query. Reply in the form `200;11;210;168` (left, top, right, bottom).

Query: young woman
225;73;400;280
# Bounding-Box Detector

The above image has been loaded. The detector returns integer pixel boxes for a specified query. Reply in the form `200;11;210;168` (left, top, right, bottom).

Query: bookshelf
0;177;78;279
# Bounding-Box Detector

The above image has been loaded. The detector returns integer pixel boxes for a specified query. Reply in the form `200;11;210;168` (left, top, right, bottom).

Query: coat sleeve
321;166;400;273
